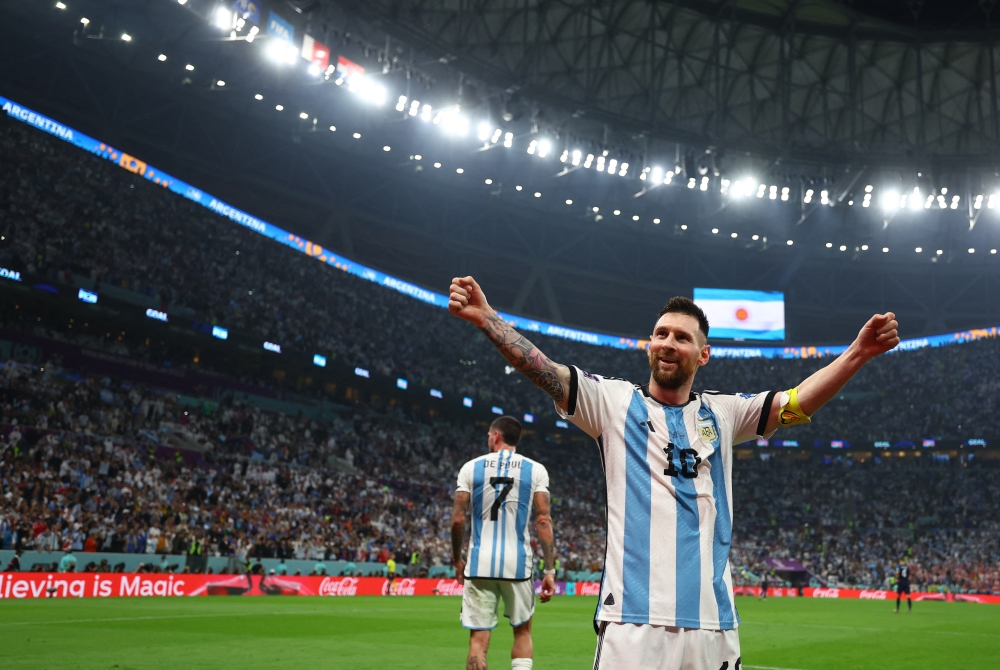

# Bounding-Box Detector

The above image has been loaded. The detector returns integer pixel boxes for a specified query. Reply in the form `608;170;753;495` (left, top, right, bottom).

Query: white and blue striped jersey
556;366;774;630
456;450;549;581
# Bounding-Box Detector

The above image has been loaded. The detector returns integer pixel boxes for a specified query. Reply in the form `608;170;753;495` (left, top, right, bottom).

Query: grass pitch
0;595;997;669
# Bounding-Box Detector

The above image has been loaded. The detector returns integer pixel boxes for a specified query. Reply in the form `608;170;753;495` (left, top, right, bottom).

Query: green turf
0;595;997;669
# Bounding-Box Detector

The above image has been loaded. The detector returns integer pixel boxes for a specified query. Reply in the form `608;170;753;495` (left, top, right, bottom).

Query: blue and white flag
694;288;785;341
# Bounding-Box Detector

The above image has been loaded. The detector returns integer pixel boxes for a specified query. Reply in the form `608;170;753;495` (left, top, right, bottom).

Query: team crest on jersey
697;420;718;443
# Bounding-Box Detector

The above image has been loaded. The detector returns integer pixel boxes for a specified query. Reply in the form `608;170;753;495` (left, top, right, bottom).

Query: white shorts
460;578;535;629
593;622;741;670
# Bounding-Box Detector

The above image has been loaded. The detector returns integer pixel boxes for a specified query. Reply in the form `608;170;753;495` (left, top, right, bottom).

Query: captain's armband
778;387;812;427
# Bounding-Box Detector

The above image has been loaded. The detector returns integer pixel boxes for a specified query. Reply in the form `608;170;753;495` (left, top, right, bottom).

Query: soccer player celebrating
894;559;912;613
448;276;899;670
451;415;556;670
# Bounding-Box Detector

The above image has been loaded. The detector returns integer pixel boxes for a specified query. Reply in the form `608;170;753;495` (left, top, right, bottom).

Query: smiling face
647;312;711;391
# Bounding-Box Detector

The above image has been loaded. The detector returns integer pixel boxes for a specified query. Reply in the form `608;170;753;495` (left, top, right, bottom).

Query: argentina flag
693;288;785;341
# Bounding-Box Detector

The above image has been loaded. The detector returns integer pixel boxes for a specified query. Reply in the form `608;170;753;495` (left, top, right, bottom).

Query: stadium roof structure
3;0;1000;344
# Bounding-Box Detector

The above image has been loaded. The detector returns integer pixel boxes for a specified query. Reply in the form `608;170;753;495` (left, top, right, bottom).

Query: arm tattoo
466;655;487;670
479;312;566;402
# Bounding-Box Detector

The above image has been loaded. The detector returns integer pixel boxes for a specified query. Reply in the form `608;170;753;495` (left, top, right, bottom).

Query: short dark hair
490;416;522;446
657;296;710;341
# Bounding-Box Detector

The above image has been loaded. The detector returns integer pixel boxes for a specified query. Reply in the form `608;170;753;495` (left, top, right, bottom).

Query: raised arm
451;491;470;584
449;276;572;412
762;312;900;435
533;490;555;602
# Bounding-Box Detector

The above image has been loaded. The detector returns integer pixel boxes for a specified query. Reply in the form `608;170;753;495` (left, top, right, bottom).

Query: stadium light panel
421;104;433;121
621;162;631;177
329;125;336;132
974;194;984;209
177;0;187;4
80;17;89;25
263;341;281;353
699;175;708;191
217;80;226;87
491;128;502;144
121;33;132;42
634;215;641;221
491;406;503;415
881;190;899;211
538;139;552;157
969;248;976;253
786;239;793;245
752;234;759;240
409;100;420;117
456;168;464;174
592;207;599;212
993;249;998;254
185;63;195;71
596;156;605;172
756;183;766;198
712;228;719;234
246;25;258;42
526;139;537;155
614;209;621;215
861;244;868;250
413;154;421;160
607;158;618;174
882;247;889;252
477;121;491;141
158;54;167;62
731;232;738;238
664;171;674;184
650;166;663;183
825;242;833;248
56;2;66;8
515;185;522;191
820;190;829;205
534;192;541;198
572;150;582;166
396;378;408;390
254;93;263;100
865;184;873;192
212;326;228;340
915;247;922;253
214;7;232;30
688;178;696;189
383;146;391;152
654;218;661;224
560;150;569;163
485;179;492;185
503;132;513;148
430;389;443;399
275;105;284;111
566;199;573;205
681;224;688;230
769;185;777;199
354;367;370;378
396;95;407;112
804;189;813;203
348;76;388;106
839;245;847;251
433;162;441;168
936;249;943;255
353;132;361;138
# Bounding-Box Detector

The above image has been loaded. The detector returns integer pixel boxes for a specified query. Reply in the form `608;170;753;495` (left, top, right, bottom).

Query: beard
647;349;698;390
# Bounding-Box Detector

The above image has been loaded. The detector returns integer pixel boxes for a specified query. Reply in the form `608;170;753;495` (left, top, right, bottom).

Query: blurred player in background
448;276;899;670
451;416;556;670
894;559;912;613
759;572;770;600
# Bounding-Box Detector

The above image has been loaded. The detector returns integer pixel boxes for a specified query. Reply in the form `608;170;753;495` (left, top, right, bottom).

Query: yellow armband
778;387;812;427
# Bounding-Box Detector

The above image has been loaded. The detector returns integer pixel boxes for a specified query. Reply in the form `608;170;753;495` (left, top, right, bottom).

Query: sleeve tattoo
479;312;567;402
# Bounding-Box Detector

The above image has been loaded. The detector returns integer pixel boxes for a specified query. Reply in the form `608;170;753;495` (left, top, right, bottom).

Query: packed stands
3;120;1000;445
1;119;999;595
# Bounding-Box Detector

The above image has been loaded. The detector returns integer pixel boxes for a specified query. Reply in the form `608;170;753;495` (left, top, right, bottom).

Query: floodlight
299;112;309;119
781;186;790;201
614;209;621;215
804;189;813;203
700;176;708;191
503;132;513;148
651;166;663;183
607;158;618;174
769;185;777;200
820;190;829;205
619;162;629;177
456;168;464;174
80;17;89;25
421;104;433;121
55;2;66;8
158;54;167;62
584;153;594;168
353;132;361;138
712;228;719;234
688;178;696;189
596;156;606;172
969;248;976;253
254;93;263;100
538;139;552;157
121;33;132;41
526;139;537;155
826;242;833;248
572;150;582;166
861;245;868;250
409;100;420;117
731;232;738;238
787;240;794;245
654;219;661;224
681;224;688;230
217;80;226;87
477;122;491;141
396;95;408;112
246;25;258;42
865;184;873;192
534;192;541;198
882;247;889;252
185;63;194;71
881;190;899;211
915;247;922;253
215;6;232;30
275;104;284;111
383;146;391;152
566;199;573;205
347;76;387;106
936;249;943;255
634;215;641;221
560;150;569;163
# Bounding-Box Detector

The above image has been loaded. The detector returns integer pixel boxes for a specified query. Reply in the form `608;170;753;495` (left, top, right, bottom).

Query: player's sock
512;658;533;669
907;598;912;611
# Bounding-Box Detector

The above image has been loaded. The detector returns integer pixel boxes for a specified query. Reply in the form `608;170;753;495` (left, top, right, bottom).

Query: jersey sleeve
706;392;777;444
532;462;550;495
553;365;633;439
455;460;475;494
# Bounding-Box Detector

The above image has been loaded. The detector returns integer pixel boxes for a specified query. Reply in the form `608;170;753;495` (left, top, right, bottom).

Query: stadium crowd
3;120;1000;446
1;359;998;593
1;118;999;593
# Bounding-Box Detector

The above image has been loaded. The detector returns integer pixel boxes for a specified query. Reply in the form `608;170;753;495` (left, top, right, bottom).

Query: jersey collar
640;385;697;407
